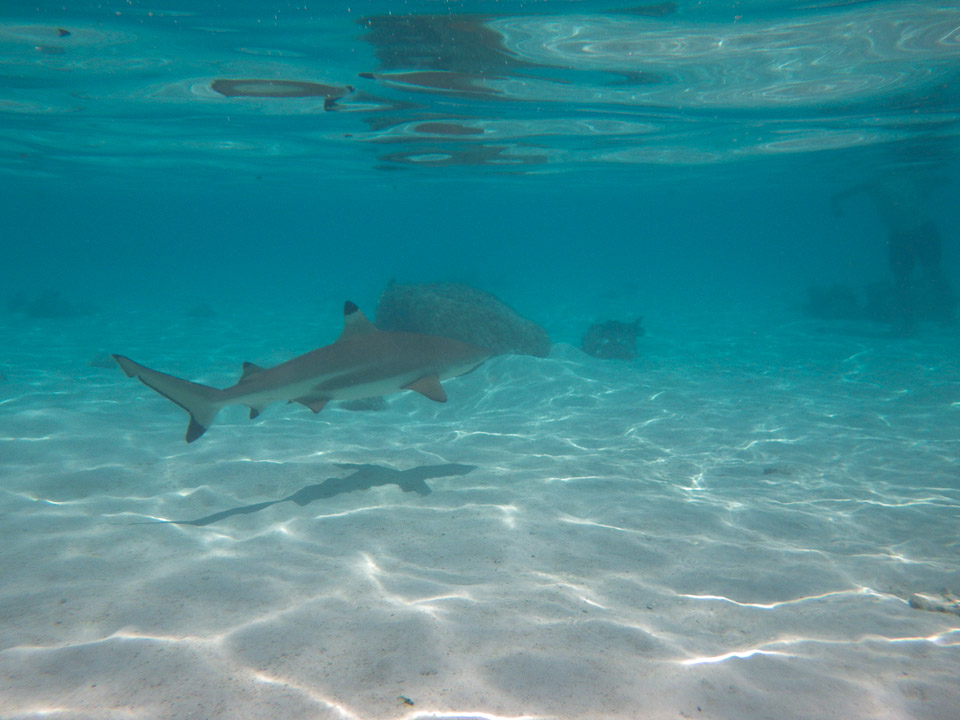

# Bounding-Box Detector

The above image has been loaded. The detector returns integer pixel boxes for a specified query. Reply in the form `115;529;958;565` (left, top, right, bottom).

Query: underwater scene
2;0;959;718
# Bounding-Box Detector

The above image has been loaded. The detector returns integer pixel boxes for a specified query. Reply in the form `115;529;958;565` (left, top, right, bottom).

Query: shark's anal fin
404;374;447;403
291;396;329;413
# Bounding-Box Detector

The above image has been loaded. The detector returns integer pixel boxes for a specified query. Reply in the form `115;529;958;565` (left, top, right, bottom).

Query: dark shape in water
376;281;552;358
802;281;953;330
211;79;354;100
88;355;116;369
581;319;645;360
802;284;864;321
159;463;476;526
57;28;71;37
7;290;96;319
186;302;217;319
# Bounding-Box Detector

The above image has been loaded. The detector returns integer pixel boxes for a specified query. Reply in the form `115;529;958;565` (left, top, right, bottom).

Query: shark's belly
233;367;433;408
318;368;429;401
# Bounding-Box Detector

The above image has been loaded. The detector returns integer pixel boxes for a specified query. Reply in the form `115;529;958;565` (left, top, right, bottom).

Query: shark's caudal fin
112;355;224;442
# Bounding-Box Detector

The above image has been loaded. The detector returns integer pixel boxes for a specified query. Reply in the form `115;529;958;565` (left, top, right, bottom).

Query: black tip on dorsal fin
240;361;264;382
338;301;378;341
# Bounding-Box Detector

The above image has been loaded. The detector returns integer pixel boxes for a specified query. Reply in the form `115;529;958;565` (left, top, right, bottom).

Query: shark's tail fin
112;354;224;442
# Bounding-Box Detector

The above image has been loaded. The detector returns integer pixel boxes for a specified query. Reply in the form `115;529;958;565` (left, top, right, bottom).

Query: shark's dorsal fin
337;301;379;342
240;361;264;381
403;374;447;403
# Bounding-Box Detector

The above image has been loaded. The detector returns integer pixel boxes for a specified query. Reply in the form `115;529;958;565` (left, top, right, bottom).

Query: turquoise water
3;0;959;318
2;2;960;718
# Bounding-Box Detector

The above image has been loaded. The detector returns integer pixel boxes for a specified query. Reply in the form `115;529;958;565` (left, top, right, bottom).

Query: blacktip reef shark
112;301;490;442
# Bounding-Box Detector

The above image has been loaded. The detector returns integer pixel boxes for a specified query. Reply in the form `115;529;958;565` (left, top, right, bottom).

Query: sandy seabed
1;305;958;719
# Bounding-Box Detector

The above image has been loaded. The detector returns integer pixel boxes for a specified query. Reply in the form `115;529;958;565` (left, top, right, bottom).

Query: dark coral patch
376;282;551;357
211;79;354;99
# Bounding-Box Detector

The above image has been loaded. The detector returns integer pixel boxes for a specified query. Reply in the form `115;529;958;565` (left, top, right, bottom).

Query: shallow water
2;1;960;718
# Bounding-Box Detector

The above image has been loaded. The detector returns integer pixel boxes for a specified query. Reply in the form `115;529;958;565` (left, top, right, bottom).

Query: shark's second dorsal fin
240;361;264;381
338;301;379;342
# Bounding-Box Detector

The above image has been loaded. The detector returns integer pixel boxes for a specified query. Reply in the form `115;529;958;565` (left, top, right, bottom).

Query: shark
112;301;490;442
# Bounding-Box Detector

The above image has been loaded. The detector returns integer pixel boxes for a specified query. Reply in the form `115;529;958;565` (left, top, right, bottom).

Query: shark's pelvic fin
403;374;447;402
111;354;224;443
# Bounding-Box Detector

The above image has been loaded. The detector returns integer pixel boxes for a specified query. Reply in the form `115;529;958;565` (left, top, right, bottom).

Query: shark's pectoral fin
291;396;329;413
403;374;447;403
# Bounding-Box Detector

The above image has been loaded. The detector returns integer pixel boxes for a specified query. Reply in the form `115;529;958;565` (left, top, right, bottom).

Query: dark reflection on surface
358;12;560;169
604;70;663;87
0;3;954;178
359;14;533;76
362;70;503;97
349;5;959;172
158;463;476;527
413;122;485;136
211;79;354;99
380;144;548;168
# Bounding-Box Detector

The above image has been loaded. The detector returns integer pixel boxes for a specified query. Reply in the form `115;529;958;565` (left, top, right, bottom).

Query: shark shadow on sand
153;463;476;527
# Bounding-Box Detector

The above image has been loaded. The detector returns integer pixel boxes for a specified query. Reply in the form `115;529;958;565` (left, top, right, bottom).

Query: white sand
1;306;959;719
